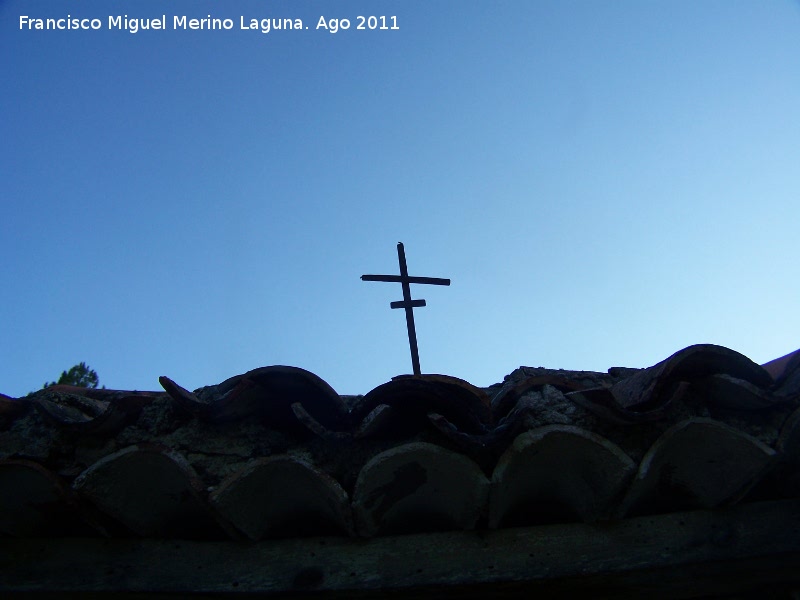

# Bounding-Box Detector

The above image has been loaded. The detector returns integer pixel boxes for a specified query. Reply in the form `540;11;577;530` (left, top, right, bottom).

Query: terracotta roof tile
774;351;800;400
352;374;492;438
352;442;489;536
0;459;97;537
490;425;635;527
161;365;348;434
72;444;226;539
762;347;800;382
0;393;29;429
567;344;787;425
210;455;353;540
32;390;155;434
620;418;776;517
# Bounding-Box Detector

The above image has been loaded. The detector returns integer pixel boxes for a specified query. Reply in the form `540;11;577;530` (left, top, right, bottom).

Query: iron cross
361;242;450;376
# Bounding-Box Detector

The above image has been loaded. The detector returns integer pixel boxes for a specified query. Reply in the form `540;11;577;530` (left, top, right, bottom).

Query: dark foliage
44;361;100;389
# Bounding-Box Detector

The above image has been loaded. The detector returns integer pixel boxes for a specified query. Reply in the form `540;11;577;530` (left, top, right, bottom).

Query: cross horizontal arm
361;275;451;286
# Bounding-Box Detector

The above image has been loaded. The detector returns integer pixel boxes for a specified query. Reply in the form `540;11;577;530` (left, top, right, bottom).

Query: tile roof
2;343;800;596
0;345;800;598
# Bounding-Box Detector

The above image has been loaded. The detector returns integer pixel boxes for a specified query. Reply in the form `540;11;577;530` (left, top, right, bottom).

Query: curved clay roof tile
620;418;776;518
692;374;786;410
490;426;635;528
0;394;31;429
72;444;227;540
162;366;349;435
567;344;776;424
773;406;800;498
352;375;491;438
210;455;353;540
352;442;489;537
0;459;101;537
31;391;156;434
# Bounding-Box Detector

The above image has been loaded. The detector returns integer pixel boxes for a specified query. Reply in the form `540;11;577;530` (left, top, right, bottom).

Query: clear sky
2;1;799;397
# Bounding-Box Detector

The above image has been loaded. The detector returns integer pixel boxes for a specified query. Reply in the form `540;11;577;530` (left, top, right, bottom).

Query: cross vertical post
397;243;422;376
361;242;451;375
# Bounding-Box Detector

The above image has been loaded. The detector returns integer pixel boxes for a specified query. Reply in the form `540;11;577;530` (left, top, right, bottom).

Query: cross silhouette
361;243;451;375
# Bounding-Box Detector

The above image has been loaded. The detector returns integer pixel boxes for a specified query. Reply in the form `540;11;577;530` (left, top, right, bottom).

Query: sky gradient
2;1;799;397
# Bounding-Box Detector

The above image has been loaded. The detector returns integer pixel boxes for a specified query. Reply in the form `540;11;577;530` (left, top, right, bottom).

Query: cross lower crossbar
391;299;426;309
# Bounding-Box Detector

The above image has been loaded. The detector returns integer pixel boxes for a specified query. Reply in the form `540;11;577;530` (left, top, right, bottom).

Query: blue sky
2;1;799;397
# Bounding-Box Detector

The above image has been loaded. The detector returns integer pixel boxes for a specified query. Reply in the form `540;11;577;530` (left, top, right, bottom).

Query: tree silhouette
43;362;100;389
